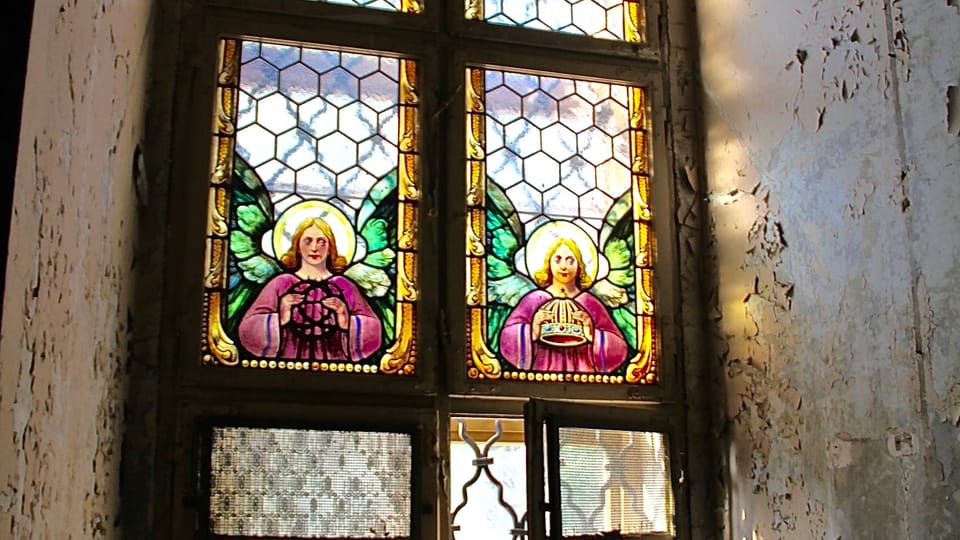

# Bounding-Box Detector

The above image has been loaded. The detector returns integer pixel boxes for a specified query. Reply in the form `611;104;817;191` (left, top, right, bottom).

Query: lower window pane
449;417;527;539
557;427;674;538
209;427;412;538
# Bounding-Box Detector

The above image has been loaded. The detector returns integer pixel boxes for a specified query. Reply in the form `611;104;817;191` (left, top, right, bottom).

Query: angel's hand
532;310;553;341
279;293;304;326
321;297;349;329
572;310;594;342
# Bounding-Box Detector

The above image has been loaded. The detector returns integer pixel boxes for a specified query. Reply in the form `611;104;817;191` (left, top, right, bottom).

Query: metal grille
209;427;412;538
557;427;673;537
450;418;528;539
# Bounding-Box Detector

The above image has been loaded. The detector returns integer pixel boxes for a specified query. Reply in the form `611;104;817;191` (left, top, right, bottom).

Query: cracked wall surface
0;0;155;537
698;0;960;538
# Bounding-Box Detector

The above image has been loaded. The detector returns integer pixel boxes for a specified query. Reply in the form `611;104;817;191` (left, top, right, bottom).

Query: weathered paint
699;0;960;537
0;0;155;537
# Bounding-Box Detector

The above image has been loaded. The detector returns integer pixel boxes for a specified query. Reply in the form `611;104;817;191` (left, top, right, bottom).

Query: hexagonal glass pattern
483;69;632;238
236;42;404;222
466;0;643;42
465;66;657;385
204;37;420;377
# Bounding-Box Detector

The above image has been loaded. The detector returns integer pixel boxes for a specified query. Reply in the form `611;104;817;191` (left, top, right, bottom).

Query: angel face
299;225;330;268
549;243;580;287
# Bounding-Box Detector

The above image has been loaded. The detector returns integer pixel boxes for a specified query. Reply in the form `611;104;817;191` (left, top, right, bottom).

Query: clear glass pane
209;427;412;538
557;427;674;537
449;418;527;539
465;0;644;42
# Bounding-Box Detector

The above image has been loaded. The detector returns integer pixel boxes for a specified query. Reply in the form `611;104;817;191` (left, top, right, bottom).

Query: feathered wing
225;155;282;334
485;182;535;352
588;191;638;355
344;169;398;343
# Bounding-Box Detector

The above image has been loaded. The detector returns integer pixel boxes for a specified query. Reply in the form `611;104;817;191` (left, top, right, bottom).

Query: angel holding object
227;157;402;363
497;221;629;374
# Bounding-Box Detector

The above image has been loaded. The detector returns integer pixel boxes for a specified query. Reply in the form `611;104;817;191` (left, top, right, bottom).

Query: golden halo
524;220;600;283
271;200;357;264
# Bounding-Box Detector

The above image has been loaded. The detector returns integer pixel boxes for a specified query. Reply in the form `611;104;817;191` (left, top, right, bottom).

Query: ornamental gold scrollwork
624;0;645;43
399;153;419;201
400;0;421;13
400;60;419;105
465;257;485;306
217;40;239;85
397;251;418;302
466;209;485;257
207;291;240;365
624;312;656;384
210;138;233;184
380;302;416;374
466;69;484;113
204;238;226;289
469;308;501;378
466;159;485;207
208;187;228;237
464;0;482;20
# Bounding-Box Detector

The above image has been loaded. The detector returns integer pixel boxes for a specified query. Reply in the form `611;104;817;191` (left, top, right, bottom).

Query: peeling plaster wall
0;0;155;537
698;0;960;538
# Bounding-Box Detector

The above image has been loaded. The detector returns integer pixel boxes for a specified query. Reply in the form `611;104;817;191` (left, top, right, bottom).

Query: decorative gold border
202;40;419;376
465;69;657;384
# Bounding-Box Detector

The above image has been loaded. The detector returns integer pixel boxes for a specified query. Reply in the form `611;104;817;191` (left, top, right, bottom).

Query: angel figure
485;185;640;375
225;156;400;363
238;216;381;361
500;236;627;373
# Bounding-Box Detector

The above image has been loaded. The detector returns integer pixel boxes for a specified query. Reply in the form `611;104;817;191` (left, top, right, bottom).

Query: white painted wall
0;1;155;537
699;0;960;537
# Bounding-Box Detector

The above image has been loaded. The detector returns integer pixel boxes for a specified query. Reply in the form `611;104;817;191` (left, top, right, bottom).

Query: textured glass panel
557;427;673;537
449;418;527;540
465;0;644;42
202;39;419;376
465;68;657;385
302;0;422;14
210;427;412;538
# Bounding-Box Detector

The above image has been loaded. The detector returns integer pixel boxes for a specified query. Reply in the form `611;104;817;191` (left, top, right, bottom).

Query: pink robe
239;274;382;362
499;290;628;373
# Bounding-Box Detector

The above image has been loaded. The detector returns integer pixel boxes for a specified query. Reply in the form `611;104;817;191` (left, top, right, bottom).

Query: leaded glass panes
209;427;412;538
303;0;422;13
557;427;674;537
465;0;644;42
466;68;657;385
202;38;419;375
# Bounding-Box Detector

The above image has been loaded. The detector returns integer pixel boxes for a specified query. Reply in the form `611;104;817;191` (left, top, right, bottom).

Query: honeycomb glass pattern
465;68;658;385
302;0;422;13
209;427;412;538
556;428;674;537
465;0;644;42
202;39;419;376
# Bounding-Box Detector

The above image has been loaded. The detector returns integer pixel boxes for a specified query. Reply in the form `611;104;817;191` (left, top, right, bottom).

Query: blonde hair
280;217;347;273
533;238;592;290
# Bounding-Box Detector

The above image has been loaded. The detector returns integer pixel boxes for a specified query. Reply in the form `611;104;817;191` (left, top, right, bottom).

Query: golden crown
536;298;588;347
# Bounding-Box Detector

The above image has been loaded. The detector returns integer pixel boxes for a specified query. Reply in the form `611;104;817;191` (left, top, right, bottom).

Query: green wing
344;169;398;343
589;191;638;354
225;156;282;334
486;182;535;352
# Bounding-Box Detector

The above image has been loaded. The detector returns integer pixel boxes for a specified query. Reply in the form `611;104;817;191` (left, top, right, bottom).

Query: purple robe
239;274;382;362
499;290;628;373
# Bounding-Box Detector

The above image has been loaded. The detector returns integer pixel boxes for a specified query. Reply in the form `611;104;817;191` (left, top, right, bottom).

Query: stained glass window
465;68;657;385
465;0;644;42
202;38;419;375
209;427;412;538
303;0;422;13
